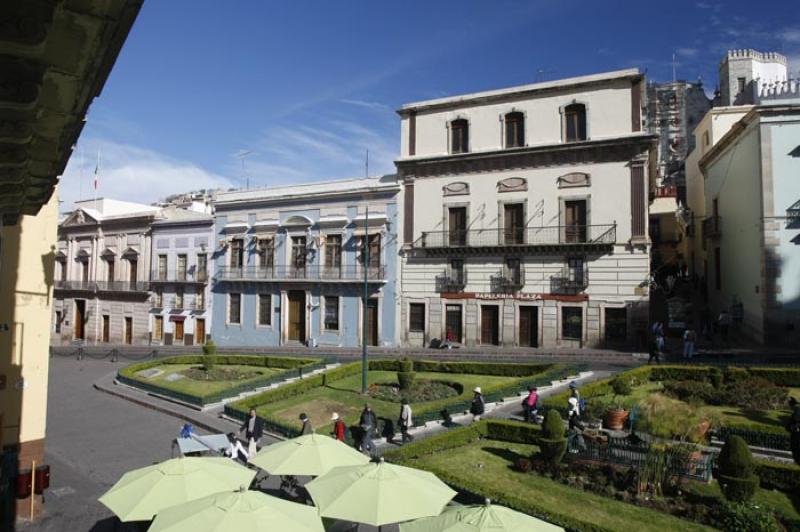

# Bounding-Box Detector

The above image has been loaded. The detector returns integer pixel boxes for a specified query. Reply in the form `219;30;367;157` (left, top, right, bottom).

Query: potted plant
604;378;631;431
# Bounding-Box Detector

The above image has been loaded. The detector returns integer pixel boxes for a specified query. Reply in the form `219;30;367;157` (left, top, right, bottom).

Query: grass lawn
137;364;282;398
262;370;517;433
684;479;800;524
405;440;714;532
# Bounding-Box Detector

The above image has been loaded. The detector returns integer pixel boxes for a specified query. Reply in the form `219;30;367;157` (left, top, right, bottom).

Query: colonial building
211;177;401;347
149;206;214;346
396;69;656;349
52;199;160;345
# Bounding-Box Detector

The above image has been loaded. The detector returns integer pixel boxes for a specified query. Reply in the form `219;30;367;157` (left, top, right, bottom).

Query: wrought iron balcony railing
702;217;722;239
150;270;208;283
550;263;589;294
160;297;205;311
55;280;149;293
413;224;616;251
435;268;467;293
490;266;525;293
216;264;385;282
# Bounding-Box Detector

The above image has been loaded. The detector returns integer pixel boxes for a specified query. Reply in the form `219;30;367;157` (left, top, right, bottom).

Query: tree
202;339;217;371
717;436;758;502
538;410;567;464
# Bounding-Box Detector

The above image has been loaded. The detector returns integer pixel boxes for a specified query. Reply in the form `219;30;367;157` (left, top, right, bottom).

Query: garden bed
117;355;325;407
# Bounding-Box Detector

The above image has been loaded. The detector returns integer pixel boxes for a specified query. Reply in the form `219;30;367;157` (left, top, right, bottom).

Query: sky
59;0;800;211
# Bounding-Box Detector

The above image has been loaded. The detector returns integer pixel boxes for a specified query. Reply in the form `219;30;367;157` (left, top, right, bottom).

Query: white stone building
396;69;656;349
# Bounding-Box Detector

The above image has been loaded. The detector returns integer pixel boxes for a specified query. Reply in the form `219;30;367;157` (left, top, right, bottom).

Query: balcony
490;266;525;293
54;280;95;292
413;224;616;256
215;265;386;283
150;270;208;284
787;199;800;228
161;297;205;311
702;217;722;239
435;268;467;293
54;280;149;293
550;263;589;294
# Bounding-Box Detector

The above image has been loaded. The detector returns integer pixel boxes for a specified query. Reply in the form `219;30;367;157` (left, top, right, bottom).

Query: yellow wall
0;189;58;447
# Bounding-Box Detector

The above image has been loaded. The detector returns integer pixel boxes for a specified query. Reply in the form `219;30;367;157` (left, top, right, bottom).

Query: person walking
652;321;665;354
331;412;346;442
398;399;414;443
648;335;661;365
470;387;485;422
225;432;249;464
299;413;313;435
359;404;377;455
240;408;264;456
569;381;582;415
683;327;697;359
567;408;586;453
523;386;539;423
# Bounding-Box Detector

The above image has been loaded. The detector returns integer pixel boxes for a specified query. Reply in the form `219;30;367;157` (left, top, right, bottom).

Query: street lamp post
361;206;369;394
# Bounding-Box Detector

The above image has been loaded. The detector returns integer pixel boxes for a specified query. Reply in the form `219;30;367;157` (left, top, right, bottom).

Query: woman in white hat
331;412;346;442
470;387;485;421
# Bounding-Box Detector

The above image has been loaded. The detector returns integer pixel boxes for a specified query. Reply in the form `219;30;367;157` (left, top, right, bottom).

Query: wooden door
448;207;466;246
445;304;463;343
519;307;538;347
195;319;205;344
481;306;499;345
288;291;306;343
175;320;184;342
74;300;86;340
366;299;379;346
102;315;110;343
124;317;132;344
564;200;587;243
504;203;524;244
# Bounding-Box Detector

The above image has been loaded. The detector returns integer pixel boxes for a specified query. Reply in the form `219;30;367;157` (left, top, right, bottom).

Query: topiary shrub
397;358;416;391
202;339;217;370
718;435;759;502
538;410;567;464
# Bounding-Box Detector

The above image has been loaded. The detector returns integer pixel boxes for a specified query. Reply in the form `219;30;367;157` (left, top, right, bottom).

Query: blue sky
60;0;800;210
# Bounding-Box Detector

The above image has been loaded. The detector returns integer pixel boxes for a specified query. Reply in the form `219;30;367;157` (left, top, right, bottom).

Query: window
505;111;524;148
503;203;524;244
81;260;89;283
564;199;588;243
737;77;746;94
714;247;721;291
106;257;115;283
324;296;339;331
409;303;425;332
229;293;241;324
567;257;585;287
58;260;66;282
175;288;184;309
450;118;469;153
128;257;138;283
196;253;207;281
564;103;587;142
177;254;187;281
450;259;464;285
562;307;583;340
448;206;467;246
196;290;205;311
360;234;381;268
702;130;710;147
230;238;244;268
258;294;271;326
55;311;62;333
154;289;163;307
291;236;307;274
506;258;522;285
157;255;167;281
325;235;342;269
257;238;274;270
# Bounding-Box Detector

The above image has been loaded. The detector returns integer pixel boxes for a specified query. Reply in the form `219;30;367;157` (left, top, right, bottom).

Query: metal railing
435;268;467;293
159;297;206;311
414;224;616;249
150;270;208;283
550;263;589;293
216;264;385;282
702;216;722;239
490;266;524;293
54;280;149;293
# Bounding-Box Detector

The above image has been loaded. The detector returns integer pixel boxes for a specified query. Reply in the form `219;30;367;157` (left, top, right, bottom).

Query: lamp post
361;206;369;394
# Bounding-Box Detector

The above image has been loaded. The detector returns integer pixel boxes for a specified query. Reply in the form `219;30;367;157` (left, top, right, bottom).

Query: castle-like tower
719;49;787;106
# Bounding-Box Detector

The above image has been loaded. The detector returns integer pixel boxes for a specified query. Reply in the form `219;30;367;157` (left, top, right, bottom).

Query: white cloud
58;139;234;212
339;99;392;112
779;28;800;43
676;47;699;58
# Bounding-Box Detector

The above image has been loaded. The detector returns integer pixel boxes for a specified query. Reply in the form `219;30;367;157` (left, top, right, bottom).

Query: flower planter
604;408;629;431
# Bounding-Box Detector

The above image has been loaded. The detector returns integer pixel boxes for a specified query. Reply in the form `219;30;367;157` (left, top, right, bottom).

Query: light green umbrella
250;433;369;476
149;488;325;532
98;457;255;522
306;458;457;528
399;499;565;532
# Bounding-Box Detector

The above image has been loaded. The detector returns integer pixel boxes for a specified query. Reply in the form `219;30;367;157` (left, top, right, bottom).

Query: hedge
716;425;791;452
754;459;800;492
118;355;325;407
367;359;554;377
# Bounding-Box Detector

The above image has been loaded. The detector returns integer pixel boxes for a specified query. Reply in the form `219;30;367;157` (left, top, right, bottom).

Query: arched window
450;118;469;154
504;111;524;148
564;103;587;142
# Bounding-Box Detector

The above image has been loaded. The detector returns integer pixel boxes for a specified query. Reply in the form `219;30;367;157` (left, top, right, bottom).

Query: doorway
448;207;467;246
503;203;525;244
74;300;86;340
102;315;110;343
195;319;205;344
364;299;379;346
519;306;538;347
445;304;463;343
287;291;306;343
124;317;133;345
481;305;499;345
174;320;184;343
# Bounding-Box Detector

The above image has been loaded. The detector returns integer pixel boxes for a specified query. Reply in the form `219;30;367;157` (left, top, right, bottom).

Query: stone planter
604;408;629;431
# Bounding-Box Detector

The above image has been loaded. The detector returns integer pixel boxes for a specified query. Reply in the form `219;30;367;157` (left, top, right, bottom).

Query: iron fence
414;224;616;249
216;264;385;282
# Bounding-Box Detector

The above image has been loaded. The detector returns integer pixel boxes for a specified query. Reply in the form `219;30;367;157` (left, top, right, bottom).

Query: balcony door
291;237;307;278
564;200;587;243
448;207;467;246
503;203;524;245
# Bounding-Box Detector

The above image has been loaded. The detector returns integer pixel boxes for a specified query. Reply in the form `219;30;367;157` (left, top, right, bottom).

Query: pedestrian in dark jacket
299;413;313;435
470;387;485;421
240;408;264;455
359;404;377;455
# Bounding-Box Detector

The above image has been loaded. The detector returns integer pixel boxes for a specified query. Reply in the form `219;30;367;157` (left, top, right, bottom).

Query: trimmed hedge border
117;355;326;407
225;360;577;438
754;459;800;492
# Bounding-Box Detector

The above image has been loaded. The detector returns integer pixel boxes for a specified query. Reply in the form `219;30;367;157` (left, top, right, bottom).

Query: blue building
210;176;401;347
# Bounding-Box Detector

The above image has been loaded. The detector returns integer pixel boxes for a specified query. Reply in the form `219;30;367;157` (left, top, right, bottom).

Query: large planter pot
604;408;629;431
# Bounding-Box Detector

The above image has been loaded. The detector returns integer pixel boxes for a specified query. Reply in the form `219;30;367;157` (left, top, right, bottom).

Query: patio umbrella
250;433;369;476
306;458;457;528
98;457;255;522
149;488;325;532
399;499;565;532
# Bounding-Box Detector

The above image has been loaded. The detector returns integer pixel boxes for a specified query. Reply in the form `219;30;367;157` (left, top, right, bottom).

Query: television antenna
235;150;253;189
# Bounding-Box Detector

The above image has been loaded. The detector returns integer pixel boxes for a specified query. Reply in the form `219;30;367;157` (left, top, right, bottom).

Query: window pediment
557;172;591;189
497;177;527;193
443;182;470;197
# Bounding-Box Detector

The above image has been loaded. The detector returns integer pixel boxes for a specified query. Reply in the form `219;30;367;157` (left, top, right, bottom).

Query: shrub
538;410;567;464
484;419;541;444
755;459;800;492
383;422;486;462
397;358;416;391
611;377;632;397
202;339;216;355
715;501;780;532
718;436;759;502
399;358;414;373
663;377;787;410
